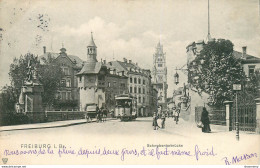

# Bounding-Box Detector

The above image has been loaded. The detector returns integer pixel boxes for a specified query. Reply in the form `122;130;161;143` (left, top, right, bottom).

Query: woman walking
201;107;211;133
152;112;160;130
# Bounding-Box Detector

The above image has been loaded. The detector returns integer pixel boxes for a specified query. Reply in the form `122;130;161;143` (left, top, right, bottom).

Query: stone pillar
22;83;45;123
224;101;233;131
255;98;260;134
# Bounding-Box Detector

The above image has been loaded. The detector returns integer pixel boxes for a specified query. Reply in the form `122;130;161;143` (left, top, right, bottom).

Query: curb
0;118;117;132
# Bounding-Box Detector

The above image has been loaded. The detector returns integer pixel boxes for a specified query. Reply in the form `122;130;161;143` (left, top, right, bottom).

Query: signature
222;153;258;165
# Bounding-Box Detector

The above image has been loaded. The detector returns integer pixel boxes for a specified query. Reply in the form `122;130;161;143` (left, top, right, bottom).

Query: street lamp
174;71;179;85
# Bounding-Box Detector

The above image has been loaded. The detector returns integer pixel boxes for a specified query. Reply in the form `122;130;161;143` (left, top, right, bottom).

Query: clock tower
152;42;168;110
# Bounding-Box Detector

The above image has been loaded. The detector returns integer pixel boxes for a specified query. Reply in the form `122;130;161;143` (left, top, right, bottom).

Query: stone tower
152;42;168;110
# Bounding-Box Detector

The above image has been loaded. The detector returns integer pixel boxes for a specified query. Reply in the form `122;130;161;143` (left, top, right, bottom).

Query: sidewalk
0;118;115;132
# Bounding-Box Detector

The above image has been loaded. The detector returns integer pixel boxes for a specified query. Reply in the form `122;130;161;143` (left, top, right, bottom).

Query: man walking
161;112;166;129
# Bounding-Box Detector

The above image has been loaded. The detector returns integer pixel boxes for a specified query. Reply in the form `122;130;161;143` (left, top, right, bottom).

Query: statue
25;60;34;85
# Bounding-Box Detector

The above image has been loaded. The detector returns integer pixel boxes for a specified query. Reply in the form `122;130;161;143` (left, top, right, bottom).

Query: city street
1;117;259;165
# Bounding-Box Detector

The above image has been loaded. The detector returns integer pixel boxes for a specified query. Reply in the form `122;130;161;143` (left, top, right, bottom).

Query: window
66;79;71;87
79;76;82;83
134;87;137;93
138;96;141;103
61;92;66;100
138;78;141;84
248;65;255;77
67;92;71;100
143;88;145;94
143;80;146;85
130;87;132;93
134;78;137;84
130;77;132;83
158;64;162;67
139;87;141;93
62;67;70;75
143;97;145;103
60;79;66;87
121;83;126;88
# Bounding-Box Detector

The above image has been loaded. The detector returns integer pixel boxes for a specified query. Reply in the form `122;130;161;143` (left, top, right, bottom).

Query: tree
8;53;63;108
188;39;247;106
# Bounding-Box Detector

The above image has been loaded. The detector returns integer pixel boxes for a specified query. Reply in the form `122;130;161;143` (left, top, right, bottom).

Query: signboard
233;84;242;91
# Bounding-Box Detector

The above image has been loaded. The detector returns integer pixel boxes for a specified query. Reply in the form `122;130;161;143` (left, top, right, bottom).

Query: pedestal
224;100;233;131
23;83;45;122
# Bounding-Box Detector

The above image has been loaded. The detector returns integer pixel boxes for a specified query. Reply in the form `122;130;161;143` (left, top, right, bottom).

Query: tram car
114;94;137;121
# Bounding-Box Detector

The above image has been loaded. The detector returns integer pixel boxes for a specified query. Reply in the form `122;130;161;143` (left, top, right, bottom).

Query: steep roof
87;32;97;47
77;61;102;75
39;52;84;68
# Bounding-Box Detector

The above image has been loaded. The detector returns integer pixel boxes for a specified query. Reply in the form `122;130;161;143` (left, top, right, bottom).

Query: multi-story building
152;42;168;111
40;46;83;111
108;58;154;116
77;33;128;111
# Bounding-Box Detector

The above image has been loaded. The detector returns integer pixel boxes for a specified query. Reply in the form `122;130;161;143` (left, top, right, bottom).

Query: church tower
87;32;97;62
152;41;168;109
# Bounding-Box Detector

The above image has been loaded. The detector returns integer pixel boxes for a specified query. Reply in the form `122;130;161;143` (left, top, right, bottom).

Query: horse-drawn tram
114;94;137;121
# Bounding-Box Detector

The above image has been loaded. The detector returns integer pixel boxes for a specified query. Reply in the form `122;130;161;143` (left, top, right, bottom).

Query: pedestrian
96;105;102;123
161;112;166;129
152;112;160;130
201;107;211;133
102;107;107;122
174;108;180;124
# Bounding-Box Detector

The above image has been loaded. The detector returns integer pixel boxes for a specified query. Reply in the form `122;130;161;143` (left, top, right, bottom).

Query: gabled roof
39;52;84;68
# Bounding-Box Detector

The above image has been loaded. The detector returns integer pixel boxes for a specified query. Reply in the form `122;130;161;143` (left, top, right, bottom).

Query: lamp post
233;83;241;141
174;71;179;85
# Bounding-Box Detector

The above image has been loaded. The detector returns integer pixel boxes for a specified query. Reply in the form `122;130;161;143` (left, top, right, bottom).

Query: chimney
43;46;46;54
129;60;132;64
136;62;138;66
122;71;124;76
103;60;106;64
123;58;127;63
242;46;247;59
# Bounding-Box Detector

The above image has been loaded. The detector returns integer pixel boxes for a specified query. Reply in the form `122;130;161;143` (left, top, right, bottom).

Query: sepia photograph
0;0;259;166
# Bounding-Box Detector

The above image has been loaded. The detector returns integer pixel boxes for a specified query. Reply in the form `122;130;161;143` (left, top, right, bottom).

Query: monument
16;59;45;122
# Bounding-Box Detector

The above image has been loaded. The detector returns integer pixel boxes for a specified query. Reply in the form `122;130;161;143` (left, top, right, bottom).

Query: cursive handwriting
194;145;216;161
3;145;218;161
222;153;258;165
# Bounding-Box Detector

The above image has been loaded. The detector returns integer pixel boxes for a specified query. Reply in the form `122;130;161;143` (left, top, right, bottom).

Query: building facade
77;33;128;111
108;58;154;116
152;42;168;111
40;46;83;111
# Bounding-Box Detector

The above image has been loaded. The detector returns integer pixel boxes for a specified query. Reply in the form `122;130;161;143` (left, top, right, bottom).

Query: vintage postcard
0;0;260;166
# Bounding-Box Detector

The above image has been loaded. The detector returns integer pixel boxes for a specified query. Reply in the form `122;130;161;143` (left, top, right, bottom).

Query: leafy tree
188;39;248;105
8;53;63;109
0;85;16;113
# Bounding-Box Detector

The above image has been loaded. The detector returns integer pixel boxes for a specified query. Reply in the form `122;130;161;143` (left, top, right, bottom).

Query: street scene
0;0;260;166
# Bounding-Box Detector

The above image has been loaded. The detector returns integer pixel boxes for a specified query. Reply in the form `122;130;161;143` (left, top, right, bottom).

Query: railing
45;111;87;122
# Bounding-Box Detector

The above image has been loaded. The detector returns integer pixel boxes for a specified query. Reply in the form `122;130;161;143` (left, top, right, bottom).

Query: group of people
96;106;108;122
152;106;180;130
152;106;211;133
85;105;108;123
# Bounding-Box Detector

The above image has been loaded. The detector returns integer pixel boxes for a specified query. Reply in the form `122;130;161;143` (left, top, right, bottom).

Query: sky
0;0;259;96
